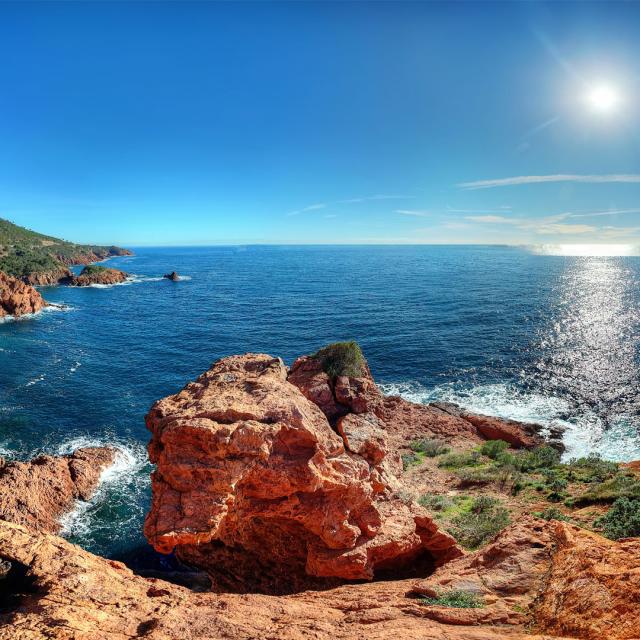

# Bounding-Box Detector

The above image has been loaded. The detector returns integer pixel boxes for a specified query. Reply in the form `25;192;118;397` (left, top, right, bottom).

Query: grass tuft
420;590;485;609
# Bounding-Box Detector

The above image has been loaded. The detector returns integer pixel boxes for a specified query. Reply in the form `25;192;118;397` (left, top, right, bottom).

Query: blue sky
1;1;639;246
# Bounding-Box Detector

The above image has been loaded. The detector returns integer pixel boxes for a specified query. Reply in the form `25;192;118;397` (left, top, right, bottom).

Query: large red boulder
144;354;462;593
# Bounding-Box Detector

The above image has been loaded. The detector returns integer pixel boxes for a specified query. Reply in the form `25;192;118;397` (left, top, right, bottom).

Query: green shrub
516;446;561;472
418;493;452;512
448;497;510;549
411;438;450;457
438;450;482;469
80;264;109;275
534;507;570;522
313;341;365;378
480;440;510;460
455;466;499;487
420;589;484;609
402;452;422;471
574;474;640;506
470;495;499;513
565;454;619;483
594;497;640;539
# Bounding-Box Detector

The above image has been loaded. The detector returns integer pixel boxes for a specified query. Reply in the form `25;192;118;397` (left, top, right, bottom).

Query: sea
2;245;640;562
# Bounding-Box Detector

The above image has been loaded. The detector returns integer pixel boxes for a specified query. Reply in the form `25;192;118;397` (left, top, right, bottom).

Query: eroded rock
144;353;462;592
0;447;116;533
0;271;47;318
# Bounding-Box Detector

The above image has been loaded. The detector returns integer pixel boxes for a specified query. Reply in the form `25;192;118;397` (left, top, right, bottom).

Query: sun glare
586;84;621;112
535;244;637;257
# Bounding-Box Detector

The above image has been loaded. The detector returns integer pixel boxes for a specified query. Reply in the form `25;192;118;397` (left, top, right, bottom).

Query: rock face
1;517;639;640
410;516;640;638
144;353;462;593
289;354;550;450
163;271;180;281
67;266;129;287
0;271;48;318
21;268;73;286
0;447;116;533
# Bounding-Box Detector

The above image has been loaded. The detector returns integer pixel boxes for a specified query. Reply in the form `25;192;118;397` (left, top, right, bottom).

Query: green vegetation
0;217;126;279
411;438;450;458
480;439;509;459
438;450;482;469
80;264;109;275
419;493;510;550
419;589;484;609
594;497;640;539
448;495;510;549
402;439;450;470
313;341;365;378
534;507;570;522
573;473;640;506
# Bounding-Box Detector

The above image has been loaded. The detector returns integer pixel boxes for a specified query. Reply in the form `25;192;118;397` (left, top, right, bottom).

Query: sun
586;84;620;112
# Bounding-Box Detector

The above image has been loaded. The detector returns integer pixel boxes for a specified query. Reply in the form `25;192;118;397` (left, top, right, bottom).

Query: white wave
57;436;151;544
25;374;45;387
70;361;82;373
0;303;75;323
379;379;640;462
82;274;165;288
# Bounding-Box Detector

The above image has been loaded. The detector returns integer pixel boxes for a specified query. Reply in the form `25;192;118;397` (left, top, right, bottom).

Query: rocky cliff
1;514;638;639
143;348;560;593
0;271;48;318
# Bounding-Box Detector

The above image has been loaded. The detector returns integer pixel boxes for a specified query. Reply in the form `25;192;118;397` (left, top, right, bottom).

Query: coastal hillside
0;218;132;284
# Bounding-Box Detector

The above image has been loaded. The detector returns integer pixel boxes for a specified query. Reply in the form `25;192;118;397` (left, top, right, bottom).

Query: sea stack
67;265;129;287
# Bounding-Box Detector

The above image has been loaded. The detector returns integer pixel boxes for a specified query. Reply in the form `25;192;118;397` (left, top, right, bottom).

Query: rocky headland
65;265;129;287
0;217;132;285
0;342;638;639
0;272;48;318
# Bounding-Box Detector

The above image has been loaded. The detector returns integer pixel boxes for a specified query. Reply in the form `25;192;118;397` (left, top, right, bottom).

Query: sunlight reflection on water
527;256;640;455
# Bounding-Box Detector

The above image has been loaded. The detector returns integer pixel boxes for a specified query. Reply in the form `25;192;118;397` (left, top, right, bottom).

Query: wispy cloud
458;175;640;190
446;205;512;214
567;208;640;219
396;209;431;217
287;203;327;217
465;215;515;224
337;194;414;204
288;194;413;217
465;214;596;235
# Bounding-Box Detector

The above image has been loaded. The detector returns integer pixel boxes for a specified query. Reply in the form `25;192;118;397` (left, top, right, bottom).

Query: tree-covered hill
0;218;132;281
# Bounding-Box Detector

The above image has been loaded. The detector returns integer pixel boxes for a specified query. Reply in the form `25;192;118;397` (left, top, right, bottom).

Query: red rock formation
0;447;116;533
21;268;73;286
1;517;638;639
68;266;129;286
144;354;462;593
289;353;553;450
409;516;640;638
0;271;48;318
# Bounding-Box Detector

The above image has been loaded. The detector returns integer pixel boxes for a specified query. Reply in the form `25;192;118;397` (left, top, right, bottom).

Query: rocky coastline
0;344;638;639
0;272;48;319
64;265;129;287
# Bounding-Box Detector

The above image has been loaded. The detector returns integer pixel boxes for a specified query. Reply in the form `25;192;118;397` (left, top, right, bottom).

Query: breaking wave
379;379;640;462
56;436;152;556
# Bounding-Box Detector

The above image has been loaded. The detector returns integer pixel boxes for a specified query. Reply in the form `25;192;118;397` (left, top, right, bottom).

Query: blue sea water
2;245;640;560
